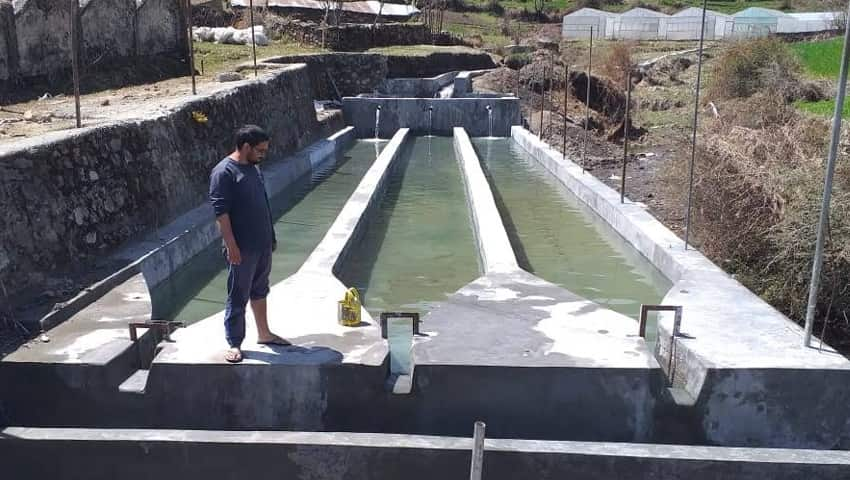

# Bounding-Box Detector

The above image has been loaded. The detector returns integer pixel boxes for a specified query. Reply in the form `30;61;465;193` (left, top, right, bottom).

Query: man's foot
257;334;291;346
224;347;243;363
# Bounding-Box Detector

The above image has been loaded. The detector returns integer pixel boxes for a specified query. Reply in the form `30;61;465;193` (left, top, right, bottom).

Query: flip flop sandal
225;349;243;363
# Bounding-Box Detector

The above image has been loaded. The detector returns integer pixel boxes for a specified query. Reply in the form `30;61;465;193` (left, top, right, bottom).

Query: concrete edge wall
35;127;354;337
511;126;850;448
452;127;518;274
3;427;850;480
299;129;410;275
342;97;521;138
129;127;357;291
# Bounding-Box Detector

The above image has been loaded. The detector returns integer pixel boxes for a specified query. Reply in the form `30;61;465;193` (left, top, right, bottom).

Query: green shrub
505;52;532;70
708;38;802;100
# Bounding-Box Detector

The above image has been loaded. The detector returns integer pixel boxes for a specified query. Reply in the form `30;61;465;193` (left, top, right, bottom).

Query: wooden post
186;0;196;94
539;65;546;138
621;70;632;204
249;0;258;78
562;63;569;159
582;25;593;172
70;0;82;128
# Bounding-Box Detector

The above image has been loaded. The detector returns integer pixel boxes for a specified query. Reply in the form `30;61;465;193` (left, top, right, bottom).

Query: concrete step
117;369;149;395
3;427;850;480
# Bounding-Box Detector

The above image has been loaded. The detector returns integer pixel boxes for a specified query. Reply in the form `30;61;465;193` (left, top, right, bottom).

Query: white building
561;7;616;40
780;11;843;33
612;8;669;40
730;7;789;39
667;7;734;40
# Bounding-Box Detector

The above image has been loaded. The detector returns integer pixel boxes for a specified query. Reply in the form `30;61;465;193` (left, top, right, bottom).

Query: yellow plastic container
337;287;362;327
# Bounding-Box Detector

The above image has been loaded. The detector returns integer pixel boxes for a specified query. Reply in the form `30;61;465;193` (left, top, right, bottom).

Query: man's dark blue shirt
209;157;275;253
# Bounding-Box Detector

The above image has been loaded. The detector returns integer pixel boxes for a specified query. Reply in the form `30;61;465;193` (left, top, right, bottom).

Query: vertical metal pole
803;1;850;347
582;26;593;173
70;0;82;128
515;68;520;99
621;70;632;204
539;65;546;138
469;421;486;480
186;0;196;95
562;63;569;159
249;0;258;78
683;0;708;249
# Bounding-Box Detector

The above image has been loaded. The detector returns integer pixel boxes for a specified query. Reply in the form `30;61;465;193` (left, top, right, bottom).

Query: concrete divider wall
300;129;410;275
452;127;518;273
511;125;850;449
343;97;521;138
136;127;356;293
0;64;320;301
4;428;850;480
377;71;458;98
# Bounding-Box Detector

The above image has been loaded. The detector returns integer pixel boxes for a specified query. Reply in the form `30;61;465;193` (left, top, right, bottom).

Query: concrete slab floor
3;273;150;365
415;270;658;369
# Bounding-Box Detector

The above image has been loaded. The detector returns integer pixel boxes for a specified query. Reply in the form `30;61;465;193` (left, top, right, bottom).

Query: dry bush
707;38;802;100
663;94;850;346
600;41;636;87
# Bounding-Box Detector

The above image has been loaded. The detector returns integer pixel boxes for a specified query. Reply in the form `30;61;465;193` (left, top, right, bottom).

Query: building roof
620;7;669;18
231;0;419;17
673;7;731;18
733;7;791;18
563;7;618;18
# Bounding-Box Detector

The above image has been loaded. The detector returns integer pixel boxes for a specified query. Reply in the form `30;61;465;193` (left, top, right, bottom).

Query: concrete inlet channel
3;68;850;478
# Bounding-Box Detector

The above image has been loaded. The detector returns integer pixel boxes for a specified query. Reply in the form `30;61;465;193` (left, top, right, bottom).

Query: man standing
209;125;289;363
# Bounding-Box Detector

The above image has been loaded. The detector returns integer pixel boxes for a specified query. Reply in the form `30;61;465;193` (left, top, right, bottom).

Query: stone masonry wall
266;53;387;100
7;0;185;87
0;1;16;82
269;19;464;51
14;0;73;79
136;0;186;57
80;0;137;65
0;65;320;296
386;51;497;78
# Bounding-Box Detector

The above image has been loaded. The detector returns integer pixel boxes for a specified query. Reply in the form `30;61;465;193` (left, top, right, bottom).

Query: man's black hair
235;125;270;150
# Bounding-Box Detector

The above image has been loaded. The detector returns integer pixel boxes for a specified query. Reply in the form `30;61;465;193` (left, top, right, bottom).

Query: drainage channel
150;140;387;325
472;137;671;322
339;136;480;317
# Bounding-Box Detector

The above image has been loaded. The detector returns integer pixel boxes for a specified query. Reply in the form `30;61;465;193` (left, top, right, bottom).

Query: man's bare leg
251;298;289;345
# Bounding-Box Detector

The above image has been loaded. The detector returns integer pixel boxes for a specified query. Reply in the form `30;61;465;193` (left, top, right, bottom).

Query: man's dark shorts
223;247;272;349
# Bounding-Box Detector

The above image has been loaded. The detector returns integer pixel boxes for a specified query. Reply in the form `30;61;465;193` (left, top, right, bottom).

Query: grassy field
791;37;843;116
463;0;810;14
791;37;843;78
796;99;850;117
193;41;326;75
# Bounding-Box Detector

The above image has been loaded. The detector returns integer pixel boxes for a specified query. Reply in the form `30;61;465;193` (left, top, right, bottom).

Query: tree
533;0;549;19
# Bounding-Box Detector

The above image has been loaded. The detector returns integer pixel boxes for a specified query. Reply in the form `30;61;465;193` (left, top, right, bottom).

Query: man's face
246;141;269;164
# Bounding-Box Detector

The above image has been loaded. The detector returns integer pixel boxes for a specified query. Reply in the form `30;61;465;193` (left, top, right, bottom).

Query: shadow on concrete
241;345;344;365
